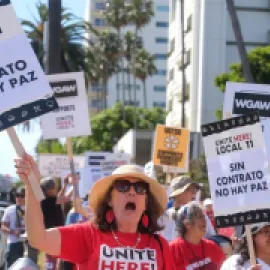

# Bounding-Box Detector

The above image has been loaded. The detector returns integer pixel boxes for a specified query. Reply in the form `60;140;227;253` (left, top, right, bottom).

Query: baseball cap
15;186;25;196
243;222;270;237
203;198;213;206
169;176;200;199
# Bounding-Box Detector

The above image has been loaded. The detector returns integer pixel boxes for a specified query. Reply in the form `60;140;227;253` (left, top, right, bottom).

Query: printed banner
152;125;190;173
223;82;270;161
85;152;131;182
38;154;85;178
202;112;270;227
40;72;91;139
0;2;58;131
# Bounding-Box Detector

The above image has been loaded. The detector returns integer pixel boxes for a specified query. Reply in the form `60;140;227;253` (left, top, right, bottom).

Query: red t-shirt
169;238;225;270
58;222;176;270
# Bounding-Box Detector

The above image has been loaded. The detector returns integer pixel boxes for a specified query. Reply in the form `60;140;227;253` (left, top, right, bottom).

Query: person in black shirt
40;176;72;270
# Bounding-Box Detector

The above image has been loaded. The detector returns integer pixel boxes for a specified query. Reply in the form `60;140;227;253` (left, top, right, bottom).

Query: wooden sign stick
245;224;257;266
66;138;79;197
6;127;44;201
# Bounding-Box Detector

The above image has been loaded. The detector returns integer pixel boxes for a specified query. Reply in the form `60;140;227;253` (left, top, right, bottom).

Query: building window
124;100;140;106
154;85;166;92
153;101;166;108
171;0;176;21
155;37;168;44
96;2;106;10
156;69;167;76
155;54;167;60
168;98;173;111
170;38;175;53
156;21;169;28
186;15;192;33
157;5;169;12
169;68;174;81
91;83;104;91
91;99;104;109
94;18;106;26
117;84;140;90
186;49;191;65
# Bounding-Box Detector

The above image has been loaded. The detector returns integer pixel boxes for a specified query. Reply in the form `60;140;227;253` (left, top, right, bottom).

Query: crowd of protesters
0;153;268;269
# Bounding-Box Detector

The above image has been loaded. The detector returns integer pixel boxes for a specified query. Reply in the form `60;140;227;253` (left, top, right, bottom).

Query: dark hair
92;187;163;233
236;238;250;266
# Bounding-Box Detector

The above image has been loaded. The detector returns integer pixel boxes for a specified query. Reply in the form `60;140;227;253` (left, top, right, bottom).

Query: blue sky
0;0;86;177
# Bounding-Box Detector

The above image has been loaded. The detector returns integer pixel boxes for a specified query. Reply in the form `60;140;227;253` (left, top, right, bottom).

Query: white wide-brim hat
89;164;168;217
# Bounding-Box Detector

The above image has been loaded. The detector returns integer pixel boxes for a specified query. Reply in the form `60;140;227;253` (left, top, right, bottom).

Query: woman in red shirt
15;154;176;270
170;202;225;269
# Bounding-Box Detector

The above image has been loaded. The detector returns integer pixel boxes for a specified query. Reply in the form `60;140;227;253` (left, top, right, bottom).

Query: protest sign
144;161;156;179
85;152;131;182
223;82;270;161
0;1;59;201
40;72;91;139
60;169;87;198
152;125;190;173
202;112;270;227
38;154;85;178
0;1;58;131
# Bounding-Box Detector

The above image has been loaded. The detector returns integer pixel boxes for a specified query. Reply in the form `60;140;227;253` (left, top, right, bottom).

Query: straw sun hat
89;164;168;217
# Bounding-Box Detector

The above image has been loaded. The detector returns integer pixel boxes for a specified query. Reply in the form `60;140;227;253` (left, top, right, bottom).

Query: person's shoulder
221;254;242;269
169;237;184;247
4;204;16;213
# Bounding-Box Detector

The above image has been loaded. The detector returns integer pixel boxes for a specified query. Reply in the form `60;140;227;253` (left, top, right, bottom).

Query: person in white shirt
1;187;25;268
160;175;216;241
221;222;270;270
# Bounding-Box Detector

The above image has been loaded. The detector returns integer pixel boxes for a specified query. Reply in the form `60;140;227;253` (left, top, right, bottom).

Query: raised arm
15;154;61;256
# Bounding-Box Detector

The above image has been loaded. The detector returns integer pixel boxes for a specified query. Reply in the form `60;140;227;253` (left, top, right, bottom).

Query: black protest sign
202;112;270;227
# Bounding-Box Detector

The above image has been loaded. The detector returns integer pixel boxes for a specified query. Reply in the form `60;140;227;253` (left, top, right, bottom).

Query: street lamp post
180;0;186;128
46;0;62;74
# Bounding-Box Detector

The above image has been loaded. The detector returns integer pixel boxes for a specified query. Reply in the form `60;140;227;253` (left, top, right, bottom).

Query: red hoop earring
106;209;115;224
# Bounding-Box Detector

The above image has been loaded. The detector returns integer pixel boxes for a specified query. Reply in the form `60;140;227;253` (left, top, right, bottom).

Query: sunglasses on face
16;194;25;198
114;179;149;195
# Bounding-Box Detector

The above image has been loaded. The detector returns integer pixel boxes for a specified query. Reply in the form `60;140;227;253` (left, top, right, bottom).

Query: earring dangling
142;213;149;228
106;209;115;224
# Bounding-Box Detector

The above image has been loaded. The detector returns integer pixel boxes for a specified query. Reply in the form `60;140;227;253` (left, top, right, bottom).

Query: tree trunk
116;29;121;102
132;27;138;129
127;67;132;104
143;79;147;108
226;0;253;82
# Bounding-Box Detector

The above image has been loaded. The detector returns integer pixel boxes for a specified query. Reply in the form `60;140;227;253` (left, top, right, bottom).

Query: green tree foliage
36;103;166;154
35;139;66;154
214;46;270;119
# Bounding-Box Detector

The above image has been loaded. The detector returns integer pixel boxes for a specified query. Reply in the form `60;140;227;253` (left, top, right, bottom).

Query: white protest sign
144;161;156;179
40;72;91;139
202;112;270;227
223;82;270;161
85;152;131;182
0;1;58;131
38;154;85;178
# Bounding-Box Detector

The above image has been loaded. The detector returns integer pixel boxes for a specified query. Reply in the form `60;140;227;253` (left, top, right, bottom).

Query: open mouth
125;202;136;211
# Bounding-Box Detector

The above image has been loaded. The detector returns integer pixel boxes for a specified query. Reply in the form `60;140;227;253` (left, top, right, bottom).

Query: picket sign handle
66;138;79;196
6;127;44;201
245;224;257;265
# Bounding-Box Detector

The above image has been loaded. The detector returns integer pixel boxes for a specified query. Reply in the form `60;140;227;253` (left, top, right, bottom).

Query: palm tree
135;48;157;108
126;0;154;126
226;0;253;82
104;0;129;105
22;1;91;78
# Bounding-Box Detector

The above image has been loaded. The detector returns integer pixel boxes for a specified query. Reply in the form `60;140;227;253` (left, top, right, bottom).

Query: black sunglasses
114;180;149;195
15;194;25;198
